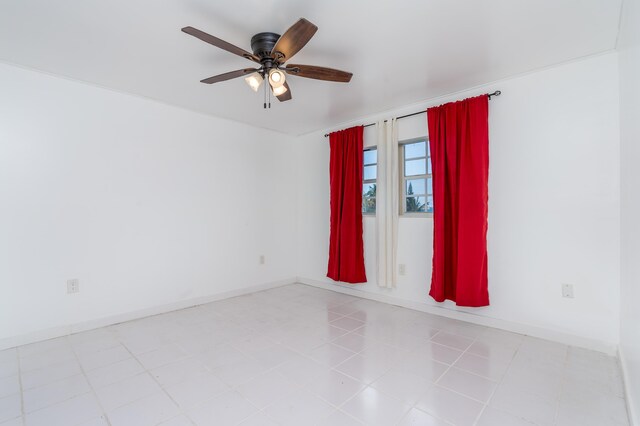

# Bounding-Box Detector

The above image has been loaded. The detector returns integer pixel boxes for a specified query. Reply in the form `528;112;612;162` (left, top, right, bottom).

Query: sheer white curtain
376;119;399;288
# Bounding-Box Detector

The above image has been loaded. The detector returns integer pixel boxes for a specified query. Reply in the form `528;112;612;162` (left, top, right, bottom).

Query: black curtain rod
323;90;501;137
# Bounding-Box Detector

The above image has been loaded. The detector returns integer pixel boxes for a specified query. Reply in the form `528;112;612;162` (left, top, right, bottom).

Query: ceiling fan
181;18;353;106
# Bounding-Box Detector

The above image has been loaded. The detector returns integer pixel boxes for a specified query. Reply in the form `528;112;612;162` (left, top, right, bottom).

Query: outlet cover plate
67;279;79;294
399;264;406;275
561;283;574;298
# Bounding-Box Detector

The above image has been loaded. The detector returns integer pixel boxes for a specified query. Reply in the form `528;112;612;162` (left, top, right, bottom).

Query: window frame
399;137;433;218
362;146;377;216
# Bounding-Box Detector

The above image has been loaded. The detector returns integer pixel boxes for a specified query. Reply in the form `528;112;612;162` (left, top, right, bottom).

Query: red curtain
428;95;490;307
327;126;367;284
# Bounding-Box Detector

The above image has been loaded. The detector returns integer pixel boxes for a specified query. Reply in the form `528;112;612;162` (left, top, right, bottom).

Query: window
362;147;377;214
400;139;433;214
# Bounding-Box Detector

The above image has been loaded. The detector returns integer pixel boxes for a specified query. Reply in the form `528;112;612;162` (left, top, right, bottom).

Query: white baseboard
0;277;296;351
297;276;618;355
3;275;619;358
619;346;638;426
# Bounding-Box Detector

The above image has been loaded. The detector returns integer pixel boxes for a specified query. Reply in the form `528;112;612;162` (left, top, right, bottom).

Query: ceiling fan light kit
272;85;288;97
244;72;264;92
268;69;286;88
181;18;353;108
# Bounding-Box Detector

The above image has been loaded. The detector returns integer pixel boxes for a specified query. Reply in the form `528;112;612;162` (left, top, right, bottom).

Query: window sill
362;214;433;219
401;214;433;219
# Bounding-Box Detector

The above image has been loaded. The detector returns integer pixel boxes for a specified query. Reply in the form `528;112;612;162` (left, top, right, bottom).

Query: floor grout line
470;333;521;425
16;348;25;426
69;335;113;426
551;346;571;426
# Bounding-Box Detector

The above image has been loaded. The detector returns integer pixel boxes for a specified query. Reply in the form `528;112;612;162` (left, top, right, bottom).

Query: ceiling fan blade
200;68;258;84
271;18;318;62
182;26;259;63
284;64;352;83
276;82;292;102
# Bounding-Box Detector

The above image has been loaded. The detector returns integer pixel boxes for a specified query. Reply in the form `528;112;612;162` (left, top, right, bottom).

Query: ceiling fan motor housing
250;32;281;61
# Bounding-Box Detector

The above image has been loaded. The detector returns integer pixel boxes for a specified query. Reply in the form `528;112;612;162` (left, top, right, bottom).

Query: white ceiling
0;0;622;135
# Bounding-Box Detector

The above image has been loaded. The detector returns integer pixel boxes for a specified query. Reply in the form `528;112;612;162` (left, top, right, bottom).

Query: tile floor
0;284;630;426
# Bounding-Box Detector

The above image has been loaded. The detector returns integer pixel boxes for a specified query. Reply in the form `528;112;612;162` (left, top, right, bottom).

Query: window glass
406;196;426;213
363;149;377;166
363;183;376;194
404;159;426;176
404;141;426;159
364;165;377;181
362;148;377;214
401;140;433;215
362;195;376;214
406;179;426;195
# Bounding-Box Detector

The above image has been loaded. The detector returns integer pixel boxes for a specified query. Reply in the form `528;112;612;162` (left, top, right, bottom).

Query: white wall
619;0;640;421
0;49;626;362
0;63;297;347
296;53;621;352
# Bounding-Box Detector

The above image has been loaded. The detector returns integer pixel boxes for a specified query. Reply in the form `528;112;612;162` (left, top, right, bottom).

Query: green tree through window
402;140;433;214
363;148;377;214
405;182;425;212
363;183;376;213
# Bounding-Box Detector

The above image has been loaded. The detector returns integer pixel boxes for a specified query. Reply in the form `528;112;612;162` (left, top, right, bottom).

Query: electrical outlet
399;264;406;275
561;283;574;298
67;279;80;294
259;255;265;265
